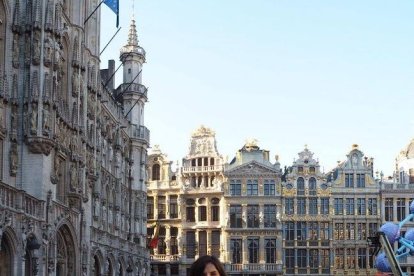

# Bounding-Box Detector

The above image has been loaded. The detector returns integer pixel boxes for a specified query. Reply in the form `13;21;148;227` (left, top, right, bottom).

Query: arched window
0;233;13;276
309;177;317;195
152;164;160;180
297;177;305;196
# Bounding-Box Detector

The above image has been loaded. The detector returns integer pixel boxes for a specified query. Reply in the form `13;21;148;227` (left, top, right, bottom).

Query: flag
149;222;160;249
103;0;119;27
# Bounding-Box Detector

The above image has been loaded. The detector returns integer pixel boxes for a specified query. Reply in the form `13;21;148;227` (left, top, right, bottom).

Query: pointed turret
117;16;148;125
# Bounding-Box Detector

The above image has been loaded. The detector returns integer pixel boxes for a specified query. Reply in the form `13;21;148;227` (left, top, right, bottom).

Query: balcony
115;83;147;99
181;165;223;174
226;263;282;274
130;125;150;145
150;254;181;263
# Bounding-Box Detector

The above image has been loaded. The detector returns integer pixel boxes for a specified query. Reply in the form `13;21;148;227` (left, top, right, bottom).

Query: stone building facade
282;146;331;275
328;144;380;275
223;141;283;275
379;138;414;274
0;0;150;275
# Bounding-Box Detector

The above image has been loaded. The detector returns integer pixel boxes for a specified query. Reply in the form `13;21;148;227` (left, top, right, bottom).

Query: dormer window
298;167;304;173
309;167;316;173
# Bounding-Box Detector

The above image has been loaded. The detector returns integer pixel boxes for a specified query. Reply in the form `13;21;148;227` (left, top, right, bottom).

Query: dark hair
189;255;227;276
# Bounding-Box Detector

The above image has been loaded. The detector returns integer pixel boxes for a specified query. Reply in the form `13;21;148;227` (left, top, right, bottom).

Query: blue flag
104;0;119;27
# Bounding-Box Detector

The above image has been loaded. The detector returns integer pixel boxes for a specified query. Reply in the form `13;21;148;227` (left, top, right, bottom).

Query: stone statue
12;33;19;67
33;31;41;62
42;106;50;131
72;71;79;96
44;34;52;62
54;154;60;178
94;197;100;218
9;143;18;176
30;107;38;134
70;164;78;191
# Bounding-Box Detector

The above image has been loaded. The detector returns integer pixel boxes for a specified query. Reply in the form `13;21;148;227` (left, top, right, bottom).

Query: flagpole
84;0;105;26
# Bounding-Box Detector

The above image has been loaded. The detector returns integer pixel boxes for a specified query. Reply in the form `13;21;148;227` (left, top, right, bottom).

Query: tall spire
127;16;139;47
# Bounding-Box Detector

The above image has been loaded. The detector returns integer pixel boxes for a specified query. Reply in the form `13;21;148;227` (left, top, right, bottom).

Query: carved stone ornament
9;143;18;176
30;104;38;135
50;153;60;184
27;137;54;156
32;30;41;65
12;33;19;68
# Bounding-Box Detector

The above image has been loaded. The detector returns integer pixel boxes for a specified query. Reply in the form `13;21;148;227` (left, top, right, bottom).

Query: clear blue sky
100;0;414;176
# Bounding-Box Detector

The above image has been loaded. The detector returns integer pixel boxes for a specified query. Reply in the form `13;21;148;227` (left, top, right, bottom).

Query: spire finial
127;15;139;47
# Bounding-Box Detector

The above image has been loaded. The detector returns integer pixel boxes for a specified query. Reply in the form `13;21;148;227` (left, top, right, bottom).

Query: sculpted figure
30;107;38;134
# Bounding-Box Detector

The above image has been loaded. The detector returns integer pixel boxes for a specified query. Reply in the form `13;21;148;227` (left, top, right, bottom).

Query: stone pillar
207;230;211;255
243;238;248;264
195;230;199;259
259;236;264;263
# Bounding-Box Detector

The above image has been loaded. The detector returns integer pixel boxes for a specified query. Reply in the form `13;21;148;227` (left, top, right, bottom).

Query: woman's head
189;255;227;276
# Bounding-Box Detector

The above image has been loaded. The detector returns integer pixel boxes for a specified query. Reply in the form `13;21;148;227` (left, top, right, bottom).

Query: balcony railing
181;165;223;173
115;83;147;98
130;125;150;144
382;183;414;191
226;263;282;273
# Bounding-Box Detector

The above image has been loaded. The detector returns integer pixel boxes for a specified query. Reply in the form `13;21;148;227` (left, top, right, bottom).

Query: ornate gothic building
0;0;150;275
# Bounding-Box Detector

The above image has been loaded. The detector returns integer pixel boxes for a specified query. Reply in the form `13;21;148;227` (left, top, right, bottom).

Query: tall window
368;223;378;237
334;198;344;215
297;249;307;268
309;198;317;215
247;180;258;196
346;198;355;215
368;198;377;216
265;238;277;263
285;198;294;215
169;195;178;218
158;196;166;219
346;223;355;240
157;227;166;254
231;239;242;264
309;249;319;271
199;231;207;256
186;206;195;222
170;227;178;255
358;248;367;269
297;177;305;195
297;198;306;215
357;198;366;215
321;249;330;272
230;205;243;228
248;238;259;263
385;198;394;221
334;223;344;240
397;198;406;221
297;221;307;241
357;173;365;187
309;177;317;195
264;179;276;196
320;222;329;240
211;231;221;258
346;248;356;269
321;198;329;215
211;205;220;221
345;173;354;188
152;164;160;180
230;179;241;196
285;249;295;270
264;204;276;228
186;231;196;258
247;205;259;228
285;222;295;241
335;248;344;269
199;206;207;221
357;223;366;240
308;222;318;240
147;197;154;219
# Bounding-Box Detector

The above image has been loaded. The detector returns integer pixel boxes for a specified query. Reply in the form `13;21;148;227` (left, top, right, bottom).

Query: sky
100;0;414;176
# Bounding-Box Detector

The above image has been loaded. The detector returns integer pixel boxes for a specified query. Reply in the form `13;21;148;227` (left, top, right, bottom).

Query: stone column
166;264;171;276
